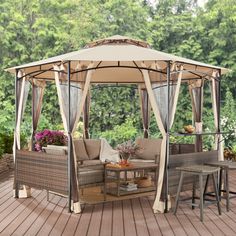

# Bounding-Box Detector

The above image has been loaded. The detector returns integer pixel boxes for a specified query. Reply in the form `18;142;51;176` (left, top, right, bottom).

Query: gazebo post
67;61;72;212
217;70;221;154
195;82;203;152
14;69;19;198
141;88;149;138
165;61;171;212
83;93;90;139
31;83;35;151
218;70;221;134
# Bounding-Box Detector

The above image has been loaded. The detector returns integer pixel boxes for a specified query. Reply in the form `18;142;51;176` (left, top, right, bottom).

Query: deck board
24;195;62;236
123;199;137;236
182;192;214;236
87;203;103;236
132;198;149;236
74;204;93;236
140;197;162;236
37;197;68;236
112;200;124;236
0;190;41;229
1;171;236;235
100;201;113;236
49;203;71;236
11;195;49;236
61;211;82;236
1;191;45;235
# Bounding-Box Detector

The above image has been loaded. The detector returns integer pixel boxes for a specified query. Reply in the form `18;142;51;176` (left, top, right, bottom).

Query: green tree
0;0;236;149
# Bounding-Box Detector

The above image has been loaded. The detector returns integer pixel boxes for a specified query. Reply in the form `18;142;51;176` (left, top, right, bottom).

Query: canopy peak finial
85;35;150;48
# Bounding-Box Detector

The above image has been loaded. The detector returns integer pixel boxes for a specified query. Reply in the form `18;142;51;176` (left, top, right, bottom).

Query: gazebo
6;35;229;214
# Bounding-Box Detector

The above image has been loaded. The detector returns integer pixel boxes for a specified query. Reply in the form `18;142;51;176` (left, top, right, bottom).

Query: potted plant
116;140;141;163
34;129;68;151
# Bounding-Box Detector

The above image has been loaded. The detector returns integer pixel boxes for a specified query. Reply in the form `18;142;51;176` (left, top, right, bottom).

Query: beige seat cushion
73;139;89;161
135;138;162;161
80;160;104;170
78;168;104;186
84;139;101;160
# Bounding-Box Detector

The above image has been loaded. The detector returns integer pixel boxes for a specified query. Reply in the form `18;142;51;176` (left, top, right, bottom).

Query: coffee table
104;162;158;200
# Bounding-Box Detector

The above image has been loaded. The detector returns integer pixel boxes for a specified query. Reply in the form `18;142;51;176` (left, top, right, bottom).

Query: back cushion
73;139;89;161
43;146;67;156
84;139;101;160
135;138;162;160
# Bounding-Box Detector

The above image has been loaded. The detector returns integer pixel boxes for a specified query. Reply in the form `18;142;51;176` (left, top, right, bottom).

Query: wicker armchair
73;139;105;193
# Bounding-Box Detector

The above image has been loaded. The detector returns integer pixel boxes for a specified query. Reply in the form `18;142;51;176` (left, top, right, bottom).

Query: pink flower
116;140;141;159
34;129;68;151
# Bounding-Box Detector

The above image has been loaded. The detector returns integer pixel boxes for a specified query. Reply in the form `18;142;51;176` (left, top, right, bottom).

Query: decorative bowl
184;125;195;133
136;176;152;188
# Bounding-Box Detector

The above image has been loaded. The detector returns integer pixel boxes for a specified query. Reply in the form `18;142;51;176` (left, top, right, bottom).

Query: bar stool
205;161;236;211
173;165;221;222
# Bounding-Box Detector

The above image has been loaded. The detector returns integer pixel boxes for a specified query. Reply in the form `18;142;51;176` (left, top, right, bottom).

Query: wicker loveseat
44;139;105;190
129;138;162;164
73;139;105;189
16;150;68;196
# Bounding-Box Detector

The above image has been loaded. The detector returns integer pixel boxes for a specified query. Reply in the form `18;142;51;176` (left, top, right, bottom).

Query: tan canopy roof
6;35;229;83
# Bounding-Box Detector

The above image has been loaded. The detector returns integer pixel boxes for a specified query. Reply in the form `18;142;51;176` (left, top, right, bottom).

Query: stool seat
207;161;236;169
177;165;220;174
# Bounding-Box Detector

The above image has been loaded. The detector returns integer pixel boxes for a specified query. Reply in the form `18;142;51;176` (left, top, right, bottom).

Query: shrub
34;129;68;151
96;118;138;147
0;132;29;156
0;132;15;157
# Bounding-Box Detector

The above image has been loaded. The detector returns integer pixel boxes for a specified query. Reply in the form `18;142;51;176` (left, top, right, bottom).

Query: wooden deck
1;171;236;236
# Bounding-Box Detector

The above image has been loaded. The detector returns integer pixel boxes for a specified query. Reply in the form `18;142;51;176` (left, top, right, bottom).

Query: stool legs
225;169;229;211
174;172;184;215
192;176;197;210
219;169;222;201
203;175;209;198
212;172;221;215
218;167;230;212
199;174;204;221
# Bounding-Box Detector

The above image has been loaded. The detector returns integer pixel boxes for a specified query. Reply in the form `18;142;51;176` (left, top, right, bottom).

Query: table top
176;165;220;173
206;161;236;169
105;162;158;171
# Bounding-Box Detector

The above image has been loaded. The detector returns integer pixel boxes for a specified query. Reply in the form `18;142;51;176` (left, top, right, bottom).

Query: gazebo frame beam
218;70;221;133
16;65;218;82
14;69;19;198
164;61;171;212
67;61;72;212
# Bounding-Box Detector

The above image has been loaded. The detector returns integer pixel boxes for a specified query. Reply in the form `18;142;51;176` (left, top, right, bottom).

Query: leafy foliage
96;118;139;147
0;0;236;150
0;132;27;156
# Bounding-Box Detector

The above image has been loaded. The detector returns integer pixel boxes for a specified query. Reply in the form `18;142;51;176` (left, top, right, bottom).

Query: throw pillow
73;139;89;161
